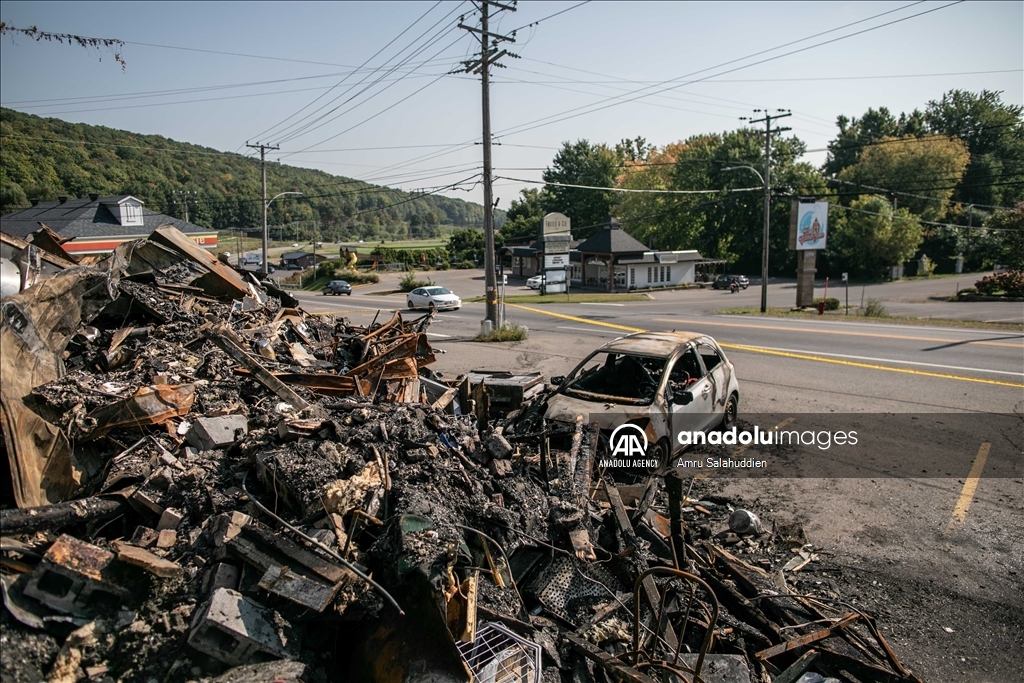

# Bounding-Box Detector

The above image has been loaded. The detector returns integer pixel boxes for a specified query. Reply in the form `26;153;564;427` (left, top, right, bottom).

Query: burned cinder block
23;535;132;616
202;562;241;596
258;565;339;612
488;459;513;477
188;587;299;665
186;415;248;451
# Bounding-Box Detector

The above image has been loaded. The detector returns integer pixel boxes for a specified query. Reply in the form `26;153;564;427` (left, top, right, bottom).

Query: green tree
985;202;1024;270
833;195;923;278
837;135;970;221
498;188;548;242
0;181;27;212
615;129;826;275
542;140;618;229
824;107;925;178
447;227;486;263
924;90;1024;208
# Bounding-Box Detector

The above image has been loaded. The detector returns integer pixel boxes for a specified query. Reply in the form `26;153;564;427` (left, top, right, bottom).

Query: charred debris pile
0;226;921;682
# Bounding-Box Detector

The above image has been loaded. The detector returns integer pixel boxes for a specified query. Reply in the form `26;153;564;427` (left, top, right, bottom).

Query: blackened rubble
0;225;923;683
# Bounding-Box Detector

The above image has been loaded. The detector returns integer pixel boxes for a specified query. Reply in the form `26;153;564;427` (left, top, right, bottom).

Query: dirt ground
695;472;1024;683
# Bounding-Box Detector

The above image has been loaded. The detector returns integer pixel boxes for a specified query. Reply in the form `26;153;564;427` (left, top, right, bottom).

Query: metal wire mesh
455;622;541;683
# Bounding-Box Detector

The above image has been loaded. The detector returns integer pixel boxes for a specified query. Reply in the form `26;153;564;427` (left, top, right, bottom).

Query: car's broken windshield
563;352;666;404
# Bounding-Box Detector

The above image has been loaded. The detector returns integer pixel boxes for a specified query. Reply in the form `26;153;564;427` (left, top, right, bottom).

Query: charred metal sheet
0;267;116;507
86;384;195;438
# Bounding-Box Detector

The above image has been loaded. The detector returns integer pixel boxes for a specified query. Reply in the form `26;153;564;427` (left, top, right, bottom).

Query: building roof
619;250;704;265
0;196;207;240
281;251;311;260
575;221;648;255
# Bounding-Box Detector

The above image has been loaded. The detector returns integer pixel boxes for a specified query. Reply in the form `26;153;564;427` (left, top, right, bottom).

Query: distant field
218;232;452;254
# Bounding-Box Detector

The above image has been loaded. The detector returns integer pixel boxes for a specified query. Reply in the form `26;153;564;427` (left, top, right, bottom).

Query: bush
476;322;528;342
455;260;476;270
862;298;889;317
975;271;1024;297
814;297;841;311
399;272;433;292
315;262;379;285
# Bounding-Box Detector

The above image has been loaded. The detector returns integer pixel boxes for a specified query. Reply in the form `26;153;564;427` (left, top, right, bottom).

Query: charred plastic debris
0;225;923;683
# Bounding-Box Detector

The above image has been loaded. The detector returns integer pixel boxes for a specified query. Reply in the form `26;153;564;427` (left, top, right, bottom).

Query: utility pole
457;1;517;327
172;190;195;223
748;109;790;313
246;142;279;276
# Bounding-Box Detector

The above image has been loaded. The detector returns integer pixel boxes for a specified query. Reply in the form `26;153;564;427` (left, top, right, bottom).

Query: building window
629;268;635;286
666;266;671;282
647;267;652;283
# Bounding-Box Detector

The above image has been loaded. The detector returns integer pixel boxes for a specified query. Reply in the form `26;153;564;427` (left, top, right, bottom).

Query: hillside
0;108;495;241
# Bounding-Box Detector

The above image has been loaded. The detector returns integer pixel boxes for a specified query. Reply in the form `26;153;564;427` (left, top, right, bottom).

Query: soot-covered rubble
0;226;924;683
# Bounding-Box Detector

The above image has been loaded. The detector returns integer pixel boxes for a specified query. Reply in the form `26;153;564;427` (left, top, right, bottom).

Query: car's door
664;346;717;445
410;288;425;307
696;339;730;420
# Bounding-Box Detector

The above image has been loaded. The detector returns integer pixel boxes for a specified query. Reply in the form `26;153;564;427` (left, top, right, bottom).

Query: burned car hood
544;392;651;431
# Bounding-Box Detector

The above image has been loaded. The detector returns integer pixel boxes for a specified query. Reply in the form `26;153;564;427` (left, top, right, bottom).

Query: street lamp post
262;191;302;276
723;165;769;313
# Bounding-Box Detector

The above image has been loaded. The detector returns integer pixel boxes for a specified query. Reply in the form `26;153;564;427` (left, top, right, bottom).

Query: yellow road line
720;343;1024;388
651;318;1023;349
947;442;991;530
507;304;644;333
512;303;1024;388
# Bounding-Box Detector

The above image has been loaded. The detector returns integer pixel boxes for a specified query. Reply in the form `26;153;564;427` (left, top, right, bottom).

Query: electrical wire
273;6;467;147
496;175;760;195
251;1;451;145
493;2;964;139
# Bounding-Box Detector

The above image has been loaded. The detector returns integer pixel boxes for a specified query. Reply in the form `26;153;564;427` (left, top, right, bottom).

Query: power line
495;68;1022;86
508;1;592;33
250;1;450;145
493;1;963;139
273;5;467;147
495;175;760;195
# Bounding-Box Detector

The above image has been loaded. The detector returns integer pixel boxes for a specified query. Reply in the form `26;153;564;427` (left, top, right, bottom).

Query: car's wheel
407;300;414;309
347;291;351;296
649;437;671;469
719;392;738;430
428;302;437;312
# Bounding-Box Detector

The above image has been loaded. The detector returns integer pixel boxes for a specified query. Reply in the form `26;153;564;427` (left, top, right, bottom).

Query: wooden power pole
457;1;517;327
246;142;279;276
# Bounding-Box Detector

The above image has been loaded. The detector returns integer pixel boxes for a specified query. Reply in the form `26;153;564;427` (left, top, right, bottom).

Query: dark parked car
713;274;749;290
322;280;352;296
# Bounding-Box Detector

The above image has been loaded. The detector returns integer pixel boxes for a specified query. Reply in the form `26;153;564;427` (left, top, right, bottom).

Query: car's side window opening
698;343;722;372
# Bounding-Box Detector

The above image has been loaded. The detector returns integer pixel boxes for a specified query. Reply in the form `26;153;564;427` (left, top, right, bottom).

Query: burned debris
0;225;922;682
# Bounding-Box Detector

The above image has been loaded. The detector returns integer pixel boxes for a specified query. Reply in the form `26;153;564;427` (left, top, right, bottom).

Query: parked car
322;280;352;296
407;286;461;311
242;254;262;266
526;275;546;289
545;331;739;467
285;262;303;270
713;274;749;290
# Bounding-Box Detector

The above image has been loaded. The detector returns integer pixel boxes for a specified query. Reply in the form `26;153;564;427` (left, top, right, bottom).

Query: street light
262;191;302;275
723;165;769;313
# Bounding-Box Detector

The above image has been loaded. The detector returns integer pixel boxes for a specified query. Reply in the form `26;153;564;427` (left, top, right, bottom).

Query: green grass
714;307;1023;331
475;323;529;342
467;293;651;304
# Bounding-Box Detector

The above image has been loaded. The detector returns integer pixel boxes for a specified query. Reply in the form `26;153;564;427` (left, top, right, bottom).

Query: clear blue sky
1;1;1021;207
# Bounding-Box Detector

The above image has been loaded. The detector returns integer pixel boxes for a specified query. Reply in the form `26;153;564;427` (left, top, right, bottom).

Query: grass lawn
467;293;651;304
715;307;1023;331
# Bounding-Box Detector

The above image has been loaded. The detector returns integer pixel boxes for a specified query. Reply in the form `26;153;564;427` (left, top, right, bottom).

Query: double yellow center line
508;304;1024;388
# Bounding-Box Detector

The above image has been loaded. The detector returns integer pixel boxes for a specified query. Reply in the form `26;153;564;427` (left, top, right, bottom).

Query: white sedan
526;275;545;289
407;286;462;311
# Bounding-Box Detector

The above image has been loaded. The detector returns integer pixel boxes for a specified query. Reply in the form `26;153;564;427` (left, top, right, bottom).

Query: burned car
545;331;739;465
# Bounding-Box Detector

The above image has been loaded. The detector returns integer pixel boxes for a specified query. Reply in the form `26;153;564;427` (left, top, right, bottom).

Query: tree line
499;90;1024;278
0;108;496;242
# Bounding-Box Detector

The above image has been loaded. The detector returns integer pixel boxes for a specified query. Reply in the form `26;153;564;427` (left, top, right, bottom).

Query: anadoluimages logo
609;423;648;459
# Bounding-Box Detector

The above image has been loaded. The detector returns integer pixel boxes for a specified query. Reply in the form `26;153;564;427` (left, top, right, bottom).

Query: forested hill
0;108;493;240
